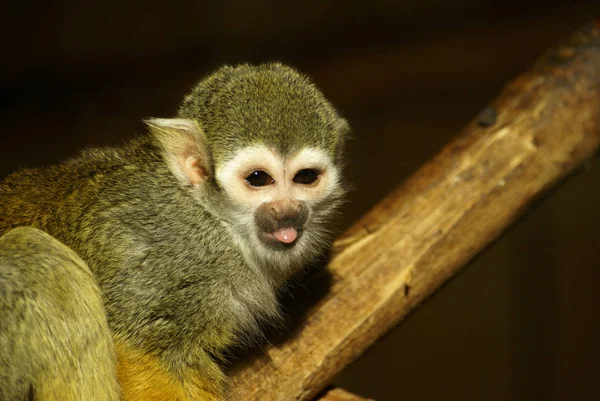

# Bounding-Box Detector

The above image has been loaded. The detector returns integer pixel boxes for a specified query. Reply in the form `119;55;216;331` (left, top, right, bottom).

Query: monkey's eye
245;170;274;187
293;169;320;185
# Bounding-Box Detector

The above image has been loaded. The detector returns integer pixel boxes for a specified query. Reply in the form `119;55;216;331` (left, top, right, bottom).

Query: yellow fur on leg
183;351;227;401
115;339;225;401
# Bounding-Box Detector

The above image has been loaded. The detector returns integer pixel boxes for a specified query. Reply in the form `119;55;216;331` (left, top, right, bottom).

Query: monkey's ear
145;118;211;186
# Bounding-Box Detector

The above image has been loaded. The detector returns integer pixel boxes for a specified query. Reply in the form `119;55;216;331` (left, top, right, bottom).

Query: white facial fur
216;145;339;214
215;145;341;277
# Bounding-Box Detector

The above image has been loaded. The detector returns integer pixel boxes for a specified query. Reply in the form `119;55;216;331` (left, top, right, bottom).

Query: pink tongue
273;227;298;244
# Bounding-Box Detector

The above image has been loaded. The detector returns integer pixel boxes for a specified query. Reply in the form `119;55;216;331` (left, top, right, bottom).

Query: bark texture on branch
227;22;600;401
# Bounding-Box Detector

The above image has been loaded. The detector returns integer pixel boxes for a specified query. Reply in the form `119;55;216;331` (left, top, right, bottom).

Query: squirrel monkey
0;63;349;401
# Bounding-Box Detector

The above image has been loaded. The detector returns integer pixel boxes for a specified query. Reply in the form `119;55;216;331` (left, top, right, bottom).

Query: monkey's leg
184;351;228;401
0;227;120;401
115;339;226;401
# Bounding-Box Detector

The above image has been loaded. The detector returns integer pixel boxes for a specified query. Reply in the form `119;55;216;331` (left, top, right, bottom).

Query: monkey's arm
0;227;120;401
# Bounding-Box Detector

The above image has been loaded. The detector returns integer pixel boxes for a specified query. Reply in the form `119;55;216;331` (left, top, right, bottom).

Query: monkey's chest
101;261;279;355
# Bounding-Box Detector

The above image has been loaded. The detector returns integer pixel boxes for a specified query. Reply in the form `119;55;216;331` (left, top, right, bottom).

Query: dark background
1;1;599;400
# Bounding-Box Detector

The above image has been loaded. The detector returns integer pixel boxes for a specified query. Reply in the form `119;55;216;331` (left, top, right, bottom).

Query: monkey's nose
272;227;298;244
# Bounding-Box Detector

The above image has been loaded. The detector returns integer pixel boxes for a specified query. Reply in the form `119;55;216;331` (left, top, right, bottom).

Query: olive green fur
179;62;349;168
0;63;348;400
0;227;120;401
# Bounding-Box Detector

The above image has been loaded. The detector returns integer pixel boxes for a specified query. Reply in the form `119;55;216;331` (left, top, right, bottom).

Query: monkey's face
215;145;343;260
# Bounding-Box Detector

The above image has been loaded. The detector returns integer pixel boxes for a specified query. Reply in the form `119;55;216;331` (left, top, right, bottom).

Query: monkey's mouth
259;227;303;250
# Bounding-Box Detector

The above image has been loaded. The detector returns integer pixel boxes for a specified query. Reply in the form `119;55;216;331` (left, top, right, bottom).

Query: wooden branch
316;388;374;401
227;22;600;401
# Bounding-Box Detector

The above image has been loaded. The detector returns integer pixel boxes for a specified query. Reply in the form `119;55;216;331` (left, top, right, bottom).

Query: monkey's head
147;63;348;276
